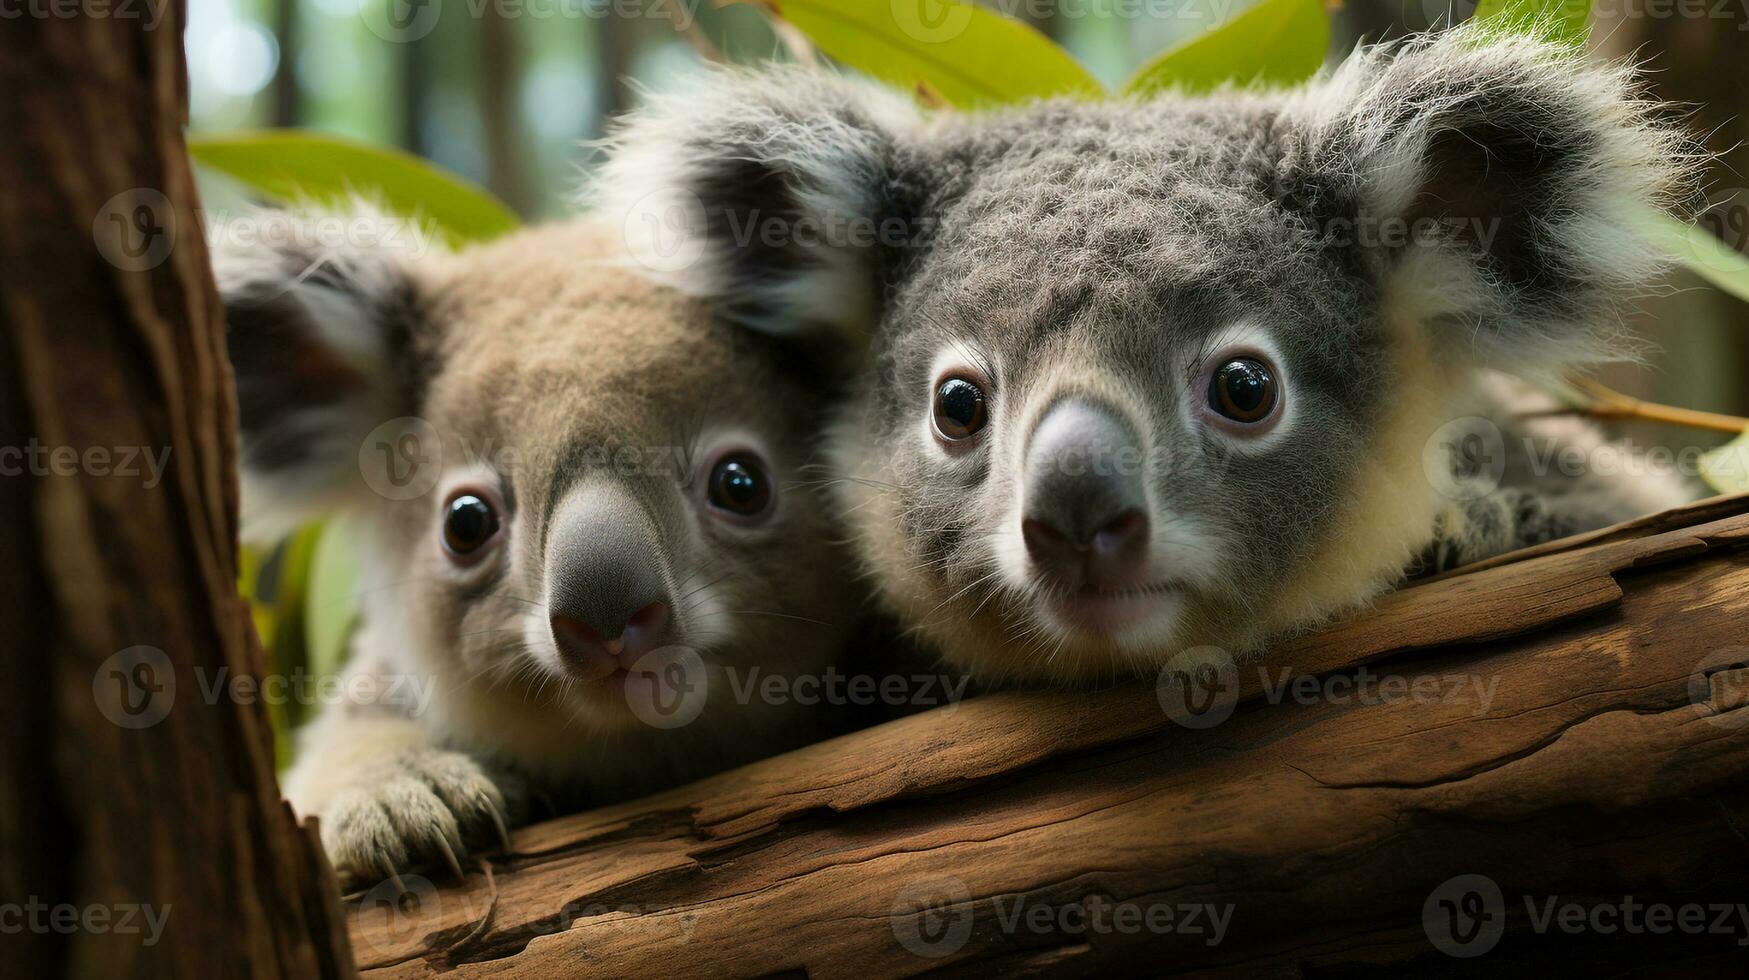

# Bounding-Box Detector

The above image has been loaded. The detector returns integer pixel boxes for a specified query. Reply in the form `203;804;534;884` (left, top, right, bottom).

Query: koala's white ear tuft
211;208;432;543
1290;25;1701;372
590;65;922;342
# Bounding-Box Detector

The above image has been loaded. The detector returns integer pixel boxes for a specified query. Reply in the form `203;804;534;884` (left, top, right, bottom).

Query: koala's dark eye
934;376;989;441
1208;358;1279;426
707;454;773;518
442;492;501;559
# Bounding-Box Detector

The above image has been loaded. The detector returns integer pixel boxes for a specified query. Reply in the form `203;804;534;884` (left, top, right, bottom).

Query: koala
215;213;860;885
598;26;1701;687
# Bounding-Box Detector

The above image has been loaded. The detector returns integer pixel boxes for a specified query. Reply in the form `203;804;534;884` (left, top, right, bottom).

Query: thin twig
771;17;820;66
1569;377;1749;435
662;0;726;63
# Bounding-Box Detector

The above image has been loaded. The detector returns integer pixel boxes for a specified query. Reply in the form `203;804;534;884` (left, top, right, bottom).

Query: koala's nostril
1022;516;1076;564
619;600;671;658
1022;398;1151;587
1092;508;1148;561
544;484;679;678
1023;507;1150;586
551;615;616;678
551;601;673;679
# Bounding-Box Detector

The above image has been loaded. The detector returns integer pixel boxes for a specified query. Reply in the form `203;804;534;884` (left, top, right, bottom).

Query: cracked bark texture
0;11;353;978
347;494;1749;976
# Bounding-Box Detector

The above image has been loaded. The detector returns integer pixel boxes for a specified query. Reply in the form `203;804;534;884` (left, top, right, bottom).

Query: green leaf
1644;213;1749;306
1699;430;1749;495
188;130;519;247
752;0;1104;107
306;522;363;689
1124;0;1330;96
1469;0;1591;46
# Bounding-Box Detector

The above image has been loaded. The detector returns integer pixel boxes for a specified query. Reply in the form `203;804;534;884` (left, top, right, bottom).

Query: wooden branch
347;493;1749;975
0;12;352;977
1569;377;1749;435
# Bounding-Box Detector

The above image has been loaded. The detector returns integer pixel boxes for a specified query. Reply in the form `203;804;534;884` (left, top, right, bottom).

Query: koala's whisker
702;608;834;628
918;567;1003;626
836;491;896;519
796;475;901;493
481;593;550;610
676;572;733;605
464;645;545;697
964;574;1013;624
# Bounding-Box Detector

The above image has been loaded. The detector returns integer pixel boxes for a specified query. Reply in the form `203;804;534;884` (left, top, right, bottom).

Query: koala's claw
319;748;518;889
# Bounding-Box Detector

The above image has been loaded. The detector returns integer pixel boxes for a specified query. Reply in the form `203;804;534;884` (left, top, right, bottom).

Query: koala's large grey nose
545;485;674;678
1021;399;1149;587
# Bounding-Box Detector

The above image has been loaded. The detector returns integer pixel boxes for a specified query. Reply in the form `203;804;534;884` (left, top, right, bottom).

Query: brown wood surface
0;11;352;978
344;493;1749;976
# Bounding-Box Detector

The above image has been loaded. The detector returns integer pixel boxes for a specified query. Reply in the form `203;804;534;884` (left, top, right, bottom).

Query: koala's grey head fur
216;214;858;790
598;26;1695;684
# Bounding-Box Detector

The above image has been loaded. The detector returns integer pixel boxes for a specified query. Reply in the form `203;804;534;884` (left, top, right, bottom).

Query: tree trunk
478;7;530;218
270;0;302;128
347;493;1749;975
0;11;352;978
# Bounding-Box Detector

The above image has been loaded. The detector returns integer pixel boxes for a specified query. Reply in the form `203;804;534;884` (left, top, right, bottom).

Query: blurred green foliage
1125;0;1327;95
191;130;520;245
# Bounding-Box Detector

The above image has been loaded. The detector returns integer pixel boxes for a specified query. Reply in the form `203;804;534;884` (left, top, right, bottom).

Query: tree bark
478;6;531;218
270;0;302;128
347;493;1749;975
0;11;352;978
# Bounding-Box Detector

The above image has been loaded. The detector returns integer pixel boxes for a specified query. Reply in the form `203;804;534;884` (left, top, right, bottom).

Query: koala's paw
319;749;520;890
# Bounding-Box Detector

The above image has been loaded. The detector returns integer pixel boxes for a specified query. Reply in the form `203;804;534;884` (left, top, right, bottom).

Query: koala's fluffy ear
593;66;921;340
211;210;428;543
1290;26;1697;370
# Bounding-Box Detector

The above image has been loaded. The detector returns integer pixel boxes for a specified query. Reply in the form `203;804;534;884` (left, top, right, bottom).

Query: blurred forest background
186;0;1749;427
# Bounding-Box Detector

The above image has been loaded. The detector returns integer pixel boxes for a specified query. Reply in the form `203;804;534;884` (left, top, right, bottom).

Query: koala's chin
218;213;860;886
599;24;1705;688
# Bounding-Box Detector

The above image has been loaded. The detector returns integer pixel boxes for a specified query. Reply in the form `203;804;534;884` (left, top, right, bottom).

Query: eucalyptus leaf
1699;430;1749;495
1124;0;1329;96
189;130;520;247
749;0;1104;107
1645;213;1749;306
306;522;363;687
